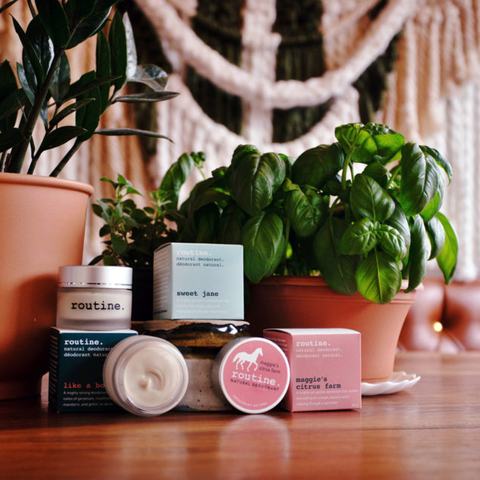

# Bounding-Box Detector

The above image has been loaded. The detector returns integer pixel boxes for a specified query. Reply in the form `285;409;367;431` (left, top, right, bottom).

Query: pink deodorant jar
211;337;290;414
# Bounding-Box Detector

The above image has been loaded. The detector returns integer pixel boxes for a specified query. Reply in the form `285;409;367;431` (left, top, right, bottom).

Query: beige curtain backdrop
2;0;480;281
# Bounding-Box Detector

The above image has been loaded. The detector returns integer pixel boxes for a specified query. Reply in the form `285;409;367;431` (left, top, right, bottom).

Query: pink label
220;339;289;413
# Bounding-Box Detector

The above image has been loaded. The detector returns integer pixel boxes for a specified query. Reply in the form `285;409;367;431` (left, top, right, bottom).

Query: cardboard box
49;327;137;412
263;328;362;412
153;243;244;320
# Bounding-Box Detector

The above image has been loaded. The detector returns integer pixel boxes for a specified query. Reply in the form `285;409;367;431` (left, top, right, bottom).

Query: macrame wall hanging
1;0;480;280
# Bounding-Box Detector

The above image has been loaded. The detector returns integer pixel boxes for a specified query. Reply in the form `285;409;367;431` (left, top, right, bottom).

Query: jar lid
212;337;290;414
58;265;133;289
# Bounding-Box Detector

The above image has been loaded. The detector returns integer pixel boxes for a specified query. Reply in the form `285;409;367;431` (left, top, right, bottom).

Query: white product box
153;243;244;320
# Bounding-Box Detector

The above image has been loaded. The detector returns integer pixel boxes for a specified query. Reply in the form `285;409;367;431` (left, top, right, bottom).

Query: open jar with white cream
56;265;132;330
103;336;189;416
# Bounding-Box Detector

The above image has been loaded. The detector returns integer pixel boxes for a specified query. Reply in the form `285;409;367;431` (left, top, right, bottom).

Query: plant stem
49;138;84;177
386;165;401;190
8;49;64;174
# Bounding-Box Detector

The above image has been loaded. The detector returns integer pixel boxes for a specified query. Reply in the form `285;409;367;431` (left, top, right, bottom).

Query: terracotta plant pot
0;173;93;400
246;276;418;383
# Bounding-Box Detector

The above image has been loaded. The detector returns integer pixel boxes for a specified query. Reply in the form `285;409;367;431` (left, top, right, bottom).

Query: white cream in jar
103;336;189;416
56;266;132;330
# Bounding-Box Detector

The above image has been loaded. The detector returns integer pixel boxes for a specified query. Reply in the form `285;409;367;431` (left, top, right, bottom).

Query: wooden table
1;352;480;479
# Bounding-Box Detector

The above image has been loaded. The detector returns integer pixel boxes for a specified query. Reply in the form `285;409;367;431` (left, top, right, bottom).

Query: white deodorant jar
56;265;133;330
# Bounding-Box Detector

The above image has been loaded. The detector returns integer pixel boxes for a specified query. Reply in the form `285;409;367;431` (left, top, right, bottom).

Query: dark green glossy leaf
0;129;24;152
112;91;179;103
96;31;111;113
111;233;128;255
339;217;378;255
50;52;71;103
128;64;169;91
378;224;407;260
231;144;259;169
74;72;101;141
0;89;27;123
94;128;171;140
356;250;402;304
12;16;44;85
109;12;127;91
350;174;395;222
242;211;285;283
405;215;429;293
425;216;445;260
38;126;87;151
284;184;327;238
16;63;35;105
0;61;19;131
67;8;112;49
436;212;458;284
292;143;344;188
362;160;389;187
230;150;286;216
49;99;94;128
35;0;70;48
400;142;442;216
313;218;358;295
65;75;119;101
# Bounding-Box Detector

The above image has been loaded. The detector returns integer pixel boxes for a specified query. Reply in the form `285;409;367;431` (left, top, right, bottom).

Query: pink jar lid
212;337;290;414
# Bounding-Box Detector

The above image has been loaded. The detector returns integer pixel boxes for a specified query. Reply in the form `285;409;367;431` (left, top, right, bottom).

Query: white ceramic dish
361;371;421;396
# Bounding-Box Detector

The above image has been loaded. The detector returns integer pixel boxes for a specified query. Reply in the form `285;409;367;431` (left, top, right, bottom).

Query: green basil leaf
109;12;128;91
217;204;246;245
158;152;196;210
425;216;445;260
420;145;453;184
38;126;87;151
362;160;389;187
419;191;443;223
292;143;344;188
339;217;378;255
386;200;411;252
400;142;442;216
405;215;429;293
242;211;285;283
96;31;111;113
313;218;358;295
356;250;402;304
0;129;24;152
335;122;405;164
113;91;178;103
194;204;219;243
350;174;395;222
284;185;327;238
230;150;286;216
378;224;407;260
35;0;70;48
436;212;458;284
231;144;260;169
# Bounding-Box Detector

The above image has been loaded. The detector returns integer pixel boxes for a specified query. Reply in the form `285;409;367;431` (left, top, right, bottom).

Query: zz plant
0;0;175;176
178;122;458;304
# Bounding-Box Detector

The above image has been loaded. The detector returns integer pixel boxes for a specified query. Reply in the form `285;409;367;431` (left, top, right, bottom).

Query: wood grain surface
1;352;480;480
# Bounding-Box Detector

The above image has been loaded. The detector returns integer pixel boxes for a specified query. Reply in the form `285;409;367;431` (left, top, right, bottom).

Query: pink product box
263;328;362;412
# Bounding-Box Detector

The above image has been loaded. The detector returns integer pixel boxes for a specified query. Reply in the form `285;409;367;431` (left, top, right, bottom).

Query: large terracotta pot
0;173;93;400
246;276;418;383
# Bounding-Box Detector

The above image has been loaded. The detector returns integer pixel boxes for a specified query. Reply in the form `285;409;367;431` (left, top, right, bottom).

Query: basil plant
178;122;458;304
0;0;176;176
